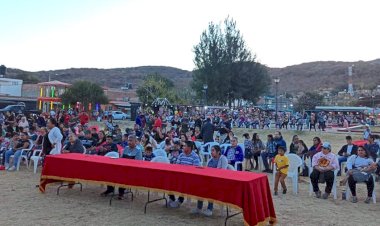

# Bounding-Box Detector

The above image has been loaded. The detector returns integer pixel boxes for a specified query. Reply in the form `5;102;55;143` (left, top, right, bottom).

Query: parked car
111;111;130;120
0;104;26;114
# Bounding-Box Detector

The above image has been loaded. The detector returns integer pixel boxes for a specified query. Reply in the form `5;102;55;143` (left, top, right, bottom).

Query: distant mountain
6;66;192;90
269;59;380;94
5;59;380;95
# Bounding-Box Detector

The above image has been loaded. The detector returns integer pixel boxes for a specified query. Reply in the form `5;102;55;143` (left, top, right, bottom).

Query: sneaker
117;195;124;200
283;189;287;194
169;200;180;208
7;166;16;171
322;193;330;199
351;196;358;203
315;191;322;198
190;208;201;214
274;191;278;196
364;197;371;204
202;209;213;217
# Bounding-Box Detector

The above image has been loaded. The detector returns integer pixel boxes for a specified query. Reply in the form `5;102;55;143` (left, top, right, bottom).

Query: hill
6;66;192;90
5;59;380;95
269;59;380;94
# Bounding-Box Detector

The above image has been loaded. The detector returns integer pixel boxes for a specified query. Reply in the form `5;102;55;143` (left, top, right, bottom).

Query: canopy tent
151;98;171;107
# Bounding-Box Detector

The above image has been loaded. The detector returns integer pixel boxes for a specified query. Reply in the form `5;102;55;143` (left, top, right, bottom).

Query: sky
1;0;380;72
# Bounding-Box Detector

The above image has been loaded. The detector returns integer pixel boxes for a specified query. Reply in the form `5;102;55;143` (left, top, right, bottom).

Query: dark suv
0;105;26;114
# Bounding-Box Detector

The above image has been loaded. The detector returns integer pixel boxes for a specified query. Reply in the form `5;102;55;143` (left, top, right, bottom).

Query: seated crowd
1;110;380;216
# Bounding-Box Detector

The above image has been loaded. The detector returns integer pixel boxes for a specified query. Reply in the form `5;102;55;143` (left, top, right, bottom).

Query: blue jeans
5;149;22;167
338;156;348;174
261;152;275;170
197;200;213;211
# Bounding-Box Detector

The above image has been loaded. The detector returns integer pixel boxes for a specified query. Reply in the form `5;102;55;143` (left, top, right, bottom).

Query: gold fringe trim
40;175;277;226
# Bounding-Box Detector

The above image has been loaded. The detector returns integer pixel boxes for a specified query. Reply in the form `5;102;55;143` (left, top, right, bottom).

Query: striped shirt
176;151;201;166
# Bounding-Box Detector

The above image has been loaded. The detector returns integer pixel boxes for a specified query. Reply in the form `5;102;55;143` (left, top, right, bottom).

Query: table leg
56;182;82;195
144;190;167;214
224;206;242;226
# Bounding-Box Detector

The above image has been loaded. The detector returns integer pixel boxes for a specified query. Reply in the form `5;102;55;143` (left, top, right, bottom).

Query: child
274;146;289;195
243;133;253;171
143;146;155;161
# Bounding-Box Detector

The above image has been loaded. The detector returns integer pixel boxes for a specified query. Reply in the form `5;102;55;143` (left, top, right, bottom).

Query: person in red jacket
79;111;89;126
153;115;162;130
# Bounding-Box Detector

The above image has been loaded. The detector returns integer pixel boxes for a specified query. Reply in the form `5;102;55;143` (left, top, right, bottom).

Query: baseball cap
322;142;331;150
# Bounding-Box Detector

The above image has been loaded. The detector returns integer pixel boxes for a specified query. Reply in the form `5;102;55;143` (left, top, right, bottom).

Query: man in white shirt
310;142;339;199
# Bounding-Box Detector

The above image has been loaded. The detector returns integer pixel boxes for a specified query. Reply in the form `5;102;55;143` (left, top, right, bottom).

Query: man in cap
310;142;339;199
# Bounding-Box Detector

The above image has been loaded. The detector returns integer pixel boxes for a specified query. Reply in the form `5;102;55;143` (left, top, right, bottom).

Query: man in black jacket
337;136;358;176
201;118;214;143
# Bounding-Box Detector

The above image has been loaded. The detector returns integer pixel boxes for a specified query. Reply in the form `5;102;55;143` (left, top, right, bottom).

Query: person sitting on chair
97;136;118;156
101;135;141;199
191;145;227;216
143;145;155;161
4;132;31;171
337;136;358;176
364;135;379;162
169;141;200;208
310;142;339;199
62;134;85;154
346;146;377;204
223;136;243;171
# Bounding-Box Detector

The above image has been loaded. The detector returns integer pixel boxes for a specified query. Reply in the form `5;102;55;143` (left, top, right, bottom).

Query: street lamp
273;78;280;125
203;84;208;106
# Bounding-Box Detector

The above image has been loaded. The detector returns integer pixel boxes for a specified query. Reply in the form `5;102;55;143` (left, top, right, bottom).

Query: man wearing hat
310;142;339;199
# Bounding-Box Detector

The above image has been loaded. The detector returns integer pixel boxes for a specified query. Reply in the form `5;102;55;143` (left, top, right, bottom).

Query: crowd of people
1;107;380;216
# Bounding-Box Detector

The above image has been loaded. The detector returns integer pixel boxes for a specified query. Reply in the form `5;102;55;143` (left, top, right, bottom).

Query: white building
0;78;23;96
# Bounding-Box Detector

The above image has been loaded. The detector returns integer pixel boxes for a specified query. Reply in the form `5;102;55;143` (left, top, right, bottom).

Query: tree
61;81;108;111
14;72;39;84
136;73;182;106
192;17;270;106
294;92;324;112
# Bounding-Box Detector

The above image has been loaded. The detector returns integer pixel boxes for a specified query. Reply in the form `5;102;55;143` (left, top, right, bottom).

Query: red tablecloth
39;154;276;226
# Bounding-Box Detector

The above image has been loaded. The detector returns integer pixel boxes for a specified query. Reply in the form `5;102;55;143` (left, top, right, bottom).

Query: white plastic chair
308;165;338;199
153;149;167;157
200;142;218;163
158;141;166;149
344;155;377;203
10;140;34;171
220;144;231;153
105;151;120;158
227;164;236;171
272;154;302;195
151;156;170;163
194;141;203;151
29;149;43;174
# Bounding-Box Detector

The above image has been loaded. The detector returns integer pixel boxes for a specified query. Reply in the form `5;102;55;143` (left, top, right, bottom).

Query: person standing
273;146;289;195
201;118;214;143
47;118;63;155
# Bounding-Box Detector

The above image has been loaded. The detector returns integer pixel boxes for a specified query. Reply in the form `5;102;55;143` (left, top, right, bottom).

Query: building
0;78;23;96
37;80;71;112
